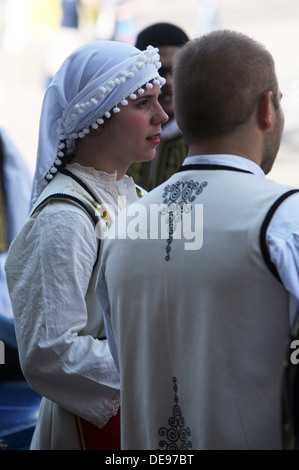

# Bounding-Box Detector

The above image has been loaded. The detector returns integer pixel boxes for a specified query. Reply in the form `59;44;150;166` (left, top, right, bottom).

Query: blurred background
0;0;299;185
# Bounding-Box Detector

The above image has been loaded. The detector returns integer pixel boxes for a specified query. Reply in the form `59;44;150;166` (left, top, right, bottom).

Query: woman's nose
154;103;169;125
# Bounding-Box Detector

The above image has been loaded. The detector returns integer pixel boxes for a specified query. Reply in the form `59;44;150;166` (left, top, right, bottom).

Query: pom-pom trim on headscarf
47;46;165;181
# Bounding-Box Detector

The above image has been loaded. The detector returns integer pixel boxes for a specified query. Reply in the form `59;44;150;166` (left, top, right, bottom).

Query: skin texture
187;90;284;175
73;83;168;179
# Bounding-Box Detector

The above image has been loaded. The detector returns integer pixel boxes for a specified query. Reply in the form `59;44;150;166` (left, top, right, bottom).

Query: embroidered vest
31;169;107;339
108;164;299;449
31;169;121;449
161;165;296;448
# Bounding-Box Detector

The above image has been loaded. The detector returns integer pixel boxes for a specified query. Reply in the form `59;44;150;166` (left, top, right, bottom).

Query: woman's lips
147;133;161;145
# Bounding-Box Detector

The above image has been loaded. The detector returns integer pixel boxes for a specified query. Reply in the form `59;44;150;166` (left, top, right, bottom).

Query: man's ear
257;91;274;130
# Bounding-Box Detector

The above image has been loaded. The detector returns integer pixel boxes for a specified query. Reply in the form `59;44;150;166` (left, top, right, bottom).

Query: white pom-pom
130;93;137;100
97;118;104;125
91;122;99;129
105;111;111;118
113;107;120;113
121;99;128;106
138;88;145;94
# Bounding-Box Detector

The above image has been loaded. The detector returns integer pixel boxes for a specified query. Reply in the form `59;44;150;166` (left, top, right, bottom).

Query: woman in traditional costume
5;39;167;450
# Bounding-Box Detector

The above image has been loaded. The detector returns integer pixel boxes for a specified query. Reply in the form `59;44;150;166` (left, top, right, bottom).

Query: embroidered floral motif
165;210;174;262
158;377;192;450
162;180;207;208
162;180;207;261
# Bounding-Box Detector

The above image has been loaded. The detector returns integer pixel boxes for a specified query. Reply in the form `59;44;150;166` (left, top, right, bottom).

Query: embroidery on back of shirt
158;377;192;450
162;180;207;261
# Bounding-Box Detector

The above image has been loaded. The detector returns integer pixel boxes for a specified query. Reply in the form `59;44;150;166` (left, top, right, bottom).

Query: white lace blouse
5;164;139;432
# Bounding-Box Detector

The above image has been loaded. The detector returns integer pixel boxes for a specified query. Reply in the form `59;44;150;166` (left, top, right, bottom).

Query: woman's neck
72;153;127;181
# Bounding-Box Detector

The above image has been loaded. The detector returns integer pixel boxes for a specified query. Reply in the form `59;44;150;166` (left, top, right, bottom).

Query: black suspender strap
31;168;103;226
176;163;254;174
31;192;101;226
59;168;101;203
260;189;299;283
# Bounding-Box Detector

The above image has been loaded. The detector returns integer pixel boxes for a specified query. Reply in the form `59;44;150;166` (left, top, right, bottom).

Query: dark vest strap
260;189;299;283
59;168;101;203
31;193;101;226
176;163;254;174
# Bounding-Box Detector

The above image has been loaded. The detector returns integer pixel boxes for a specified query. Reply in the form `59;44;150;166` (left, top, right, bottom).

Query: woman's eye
137;99;149;108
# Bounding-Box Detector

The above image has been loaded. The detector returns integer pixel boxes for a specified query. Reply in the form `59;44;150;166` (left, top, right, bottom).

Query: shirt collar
182;154;265;177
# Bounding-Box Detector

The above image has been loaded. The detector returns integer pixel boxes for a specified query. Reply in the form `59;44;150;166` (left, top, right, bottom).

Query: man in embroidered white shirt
99;30;299;450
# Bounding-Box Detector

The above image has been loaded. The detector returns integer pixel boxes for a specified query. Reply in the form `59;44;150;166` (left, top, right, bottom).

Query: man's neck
187;132;262;168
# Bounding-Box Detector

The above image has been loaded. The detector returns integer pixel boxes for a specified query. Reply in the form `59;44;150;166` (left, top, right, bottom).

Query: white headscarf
32;40;165;204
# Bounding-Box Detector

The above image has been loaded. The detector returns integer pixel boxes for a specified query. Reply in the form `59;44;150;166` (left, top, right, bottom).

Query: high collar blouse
4;163;140;439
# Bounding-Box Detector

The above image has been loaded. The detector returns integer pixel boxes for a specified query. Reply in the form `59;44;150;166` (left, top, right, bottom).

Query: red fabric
75;409;121;450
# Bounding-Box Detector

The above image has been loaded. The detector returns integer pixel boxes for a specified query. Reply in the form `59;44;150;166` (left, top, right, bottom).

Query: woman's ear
257;91;274;130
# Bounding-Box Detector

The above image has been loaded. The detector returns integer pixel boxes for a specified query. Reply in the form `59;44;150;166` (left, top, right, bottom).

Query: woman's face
100;83;168;172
